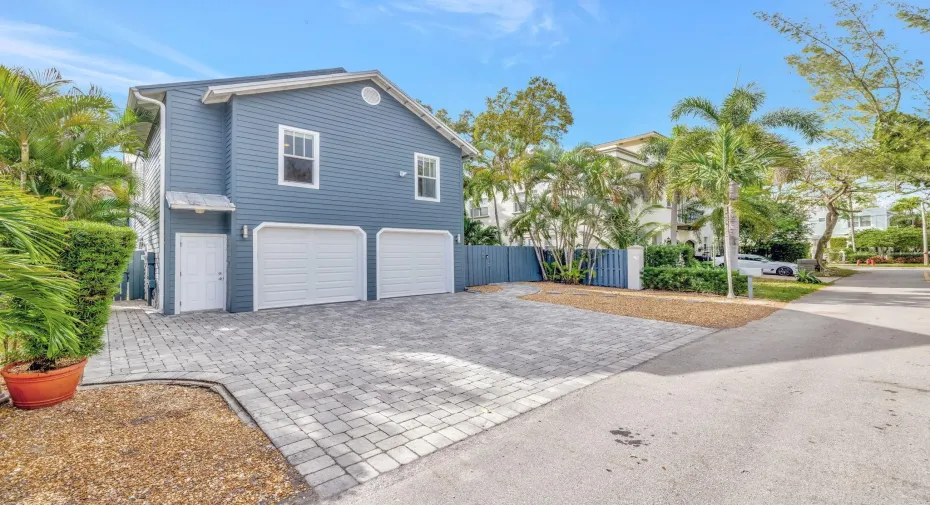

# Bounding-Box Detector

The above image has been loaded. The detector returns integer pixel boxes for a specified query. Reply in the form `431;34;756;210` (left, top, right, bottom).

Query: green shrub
59;221;136;357
845;252;872;263
642;267;748;295
645;244;696;268
795;268;822;284
828;237;847;249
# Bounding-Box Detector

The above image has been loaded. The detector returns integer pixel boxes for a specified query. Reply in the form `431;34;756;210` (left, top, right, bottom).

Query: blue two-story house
127;68;477;315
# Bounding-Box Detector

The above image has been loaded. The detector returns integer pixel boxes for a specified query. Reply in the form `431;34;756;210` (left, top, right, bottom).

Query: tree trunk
922;202;928;266
491;197;503;245
669;192;678;245
726;181;740;273
20;140;29;190
848;194;856;251
722;203;735;299
814;201;839;269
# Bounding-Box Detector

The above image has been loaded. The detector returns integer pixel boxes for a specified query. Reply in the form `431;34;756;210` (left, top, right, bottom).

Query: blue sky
3;0;928;148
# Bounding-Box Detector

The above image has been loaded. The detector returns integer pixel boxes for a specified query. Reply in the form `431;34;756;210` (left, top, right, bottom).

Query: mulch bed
0;381;311;505
466;284;504;294
520;282;781;329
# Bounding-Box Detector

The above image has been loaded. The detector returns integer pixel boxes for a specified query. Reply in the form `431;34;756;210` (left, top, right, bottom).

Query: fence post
627;245;645;290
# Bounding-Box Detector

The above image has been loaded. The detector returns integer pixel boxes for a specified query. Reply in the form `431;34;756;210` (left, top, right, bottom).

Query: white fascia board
201;71;478;157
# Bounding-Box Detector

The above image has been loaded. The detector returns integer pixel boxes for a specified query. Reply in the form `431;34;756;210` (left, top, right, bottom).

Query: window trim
278;125;320;189
470;202;489;218
414;152;440;202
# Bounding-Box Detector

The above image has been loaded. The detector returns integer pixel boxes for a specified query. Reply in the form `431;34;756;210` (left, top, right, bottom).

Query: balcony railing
677;211;703;224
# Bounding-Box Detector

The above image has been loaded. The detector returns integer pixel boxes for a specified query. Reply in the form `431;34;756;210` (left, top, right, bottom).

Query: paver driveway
87;284;713;498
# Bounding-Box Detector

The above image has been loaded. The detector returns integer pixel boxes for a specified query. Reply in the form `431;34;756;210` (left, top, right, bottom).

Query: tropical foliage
0;180;79;366
0;66;149;224
673;123;797;297
463;215;501;245
0;66;142;370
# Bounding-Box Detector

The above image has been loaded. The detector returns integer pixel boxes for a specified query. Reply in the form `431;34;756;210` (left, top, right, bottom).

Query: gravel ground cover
0;382;312;505
520;282;782;328
466;284;504;293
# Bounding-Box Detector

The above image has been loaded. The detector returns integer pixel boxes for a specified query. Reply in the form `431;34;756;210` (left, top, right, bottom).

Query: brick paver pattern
87;284;712;498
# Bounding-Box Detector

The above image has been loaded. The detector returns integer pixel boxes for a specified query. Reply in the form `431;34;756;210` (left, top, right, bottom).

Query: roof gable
199;70;477;157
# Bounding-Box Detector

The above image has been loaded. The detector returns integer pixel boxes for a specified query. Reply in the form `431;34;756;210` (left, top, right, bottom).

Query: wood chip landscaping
466;284;504;294
521;282;784;328
0;382;311;505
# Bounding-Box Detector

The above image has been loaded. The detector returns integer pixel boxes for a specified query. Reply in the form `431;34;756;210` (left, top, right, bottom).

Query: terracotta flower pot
0;359;87;410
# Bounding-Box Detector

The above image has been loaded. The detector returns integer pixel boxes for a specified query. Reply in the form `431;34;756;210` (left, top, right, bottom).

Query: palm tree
0;181;79;364
675;124;795;297
509;144;639;281
464;215;501;245
0;67;112;189
597;204;669;249
670;83;823;268
465;139;526;244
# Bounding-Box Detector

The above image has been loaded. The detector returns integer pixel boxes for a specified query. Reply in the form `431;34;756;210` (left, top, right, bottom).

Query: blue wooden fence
464;246;628;288
584;249;628;288
464;245;543;286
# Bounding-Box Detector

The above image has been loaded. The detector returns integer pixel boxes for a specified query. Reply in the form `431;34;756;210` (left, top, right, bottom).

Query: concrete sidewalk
335;269;930;505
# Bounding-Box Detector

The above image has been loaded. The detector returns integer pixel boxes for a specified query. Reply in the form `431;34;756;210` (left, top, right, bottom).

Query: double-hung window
415;153;440;201
853;215;872;228
279;125;320;188
470;201;489;218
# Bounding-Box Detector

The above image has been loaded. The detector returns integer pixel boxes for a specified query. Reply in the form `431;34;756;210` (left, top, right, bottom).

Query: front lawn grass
819;267;858;278
754;279;825;302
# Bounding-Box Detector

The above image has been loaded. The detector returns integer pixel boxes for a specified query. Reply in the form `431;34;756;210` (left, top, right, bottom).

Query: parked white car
713;254;798;276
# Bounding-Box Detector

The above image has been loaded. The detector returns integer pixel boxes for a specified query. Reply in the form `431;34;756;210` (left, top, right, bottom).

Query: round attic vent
361;86;381;105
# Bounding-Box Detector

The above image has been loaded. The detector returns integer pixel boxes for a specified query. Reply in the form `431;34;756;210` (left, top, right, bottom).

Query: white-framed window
414;152;440;201
853;215;872;228
470;202;489;218
513;194;525;213
278;125;320;189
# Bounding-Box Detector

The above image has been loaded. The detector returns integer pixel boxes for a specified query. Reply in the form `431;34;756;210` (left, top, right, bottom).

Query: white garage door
255;225;365;310
378;229;453;299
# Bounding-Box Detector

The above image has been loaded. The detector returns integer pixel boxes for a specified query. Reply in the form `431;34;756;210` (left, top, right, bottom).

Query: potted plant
0;182;85;409
1;215;136;409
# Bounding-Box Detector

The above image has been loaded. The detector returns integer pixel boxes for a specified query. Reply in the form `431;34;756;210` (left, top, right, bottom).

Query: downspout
133;90;167;313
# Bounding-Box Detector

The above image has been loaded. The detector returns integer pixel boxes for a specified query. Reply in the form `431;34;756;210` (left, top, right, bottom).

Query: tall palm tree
0;67;112;189
675;124;795;297
465;139;528;244
670;83;823;268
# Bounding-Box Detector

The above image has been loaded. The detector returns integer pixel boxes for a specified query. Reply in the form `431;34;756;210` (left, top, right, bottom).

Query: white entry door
176;234;226;313
377;229;454;299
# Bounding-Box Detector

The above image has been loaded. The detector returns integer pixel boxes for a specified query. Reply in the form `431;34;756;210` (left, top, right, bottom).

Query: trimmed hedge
60;221;136;356
844;251;925;263
645;244;696;268
642;267;748;296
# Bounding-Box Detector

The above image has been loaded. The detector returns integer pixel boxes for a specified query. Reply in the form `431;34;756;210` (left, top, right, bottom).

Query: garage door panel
257;226;363;310
378;230;452;299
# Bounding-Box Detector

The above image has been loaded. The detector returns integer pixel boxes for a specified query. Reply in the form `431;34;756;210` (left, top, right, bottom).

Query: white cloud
0;19;190;93
109;27;224;79
577;0;600;19
423;0;538;32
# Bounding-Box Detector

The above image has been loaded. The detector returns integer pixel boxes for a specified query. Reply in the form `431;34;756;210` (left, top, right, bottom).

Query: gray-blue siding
228;80;465;311
160;78;465;313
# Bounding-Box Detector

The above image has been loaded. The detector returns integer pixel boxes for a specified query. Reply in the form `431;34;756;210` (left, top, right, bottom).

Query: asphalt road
333;269;930;505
